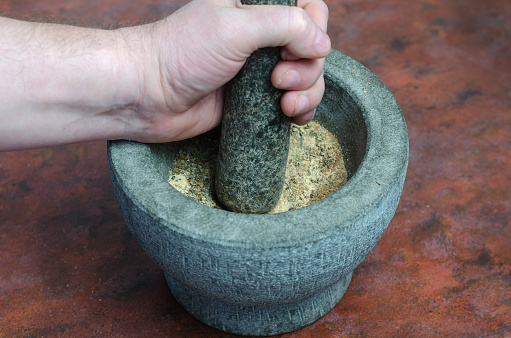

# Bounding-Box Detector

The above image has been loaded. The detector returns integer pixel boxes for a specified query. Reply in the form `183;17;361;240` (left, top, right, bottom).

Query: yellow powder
168;121;347;213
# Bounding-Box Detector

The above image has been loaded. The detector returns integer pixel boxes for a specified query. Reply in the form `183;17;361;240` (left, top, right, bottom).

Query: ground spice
168;121;347;213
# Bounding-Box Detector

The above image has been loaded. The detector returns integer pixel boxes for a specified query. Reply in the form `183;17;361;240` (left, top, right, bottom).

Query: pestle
216;0;297;214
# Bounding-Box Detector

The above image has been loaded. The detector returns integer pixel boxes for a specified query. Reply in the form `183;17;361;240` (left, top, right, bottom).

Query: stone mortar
107;49;409;336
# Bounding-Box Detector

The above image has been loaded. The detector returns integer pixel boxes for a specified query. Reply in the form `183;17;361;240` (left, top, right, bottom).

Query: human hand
119;0;330;143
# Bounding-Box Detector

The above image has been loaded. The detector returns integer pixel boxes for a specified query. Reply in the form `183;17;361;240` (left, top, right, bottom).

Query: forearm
0;0;330;150
0;17;140;151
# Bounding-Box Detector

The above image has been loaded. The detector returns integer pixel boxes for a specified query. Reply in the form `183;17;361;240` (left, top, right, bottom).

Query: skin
0;0;330;151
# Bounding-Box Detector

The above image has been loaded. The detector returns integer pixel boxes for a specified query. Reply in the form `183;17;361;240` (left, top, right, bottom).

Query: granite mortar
107;49;409;336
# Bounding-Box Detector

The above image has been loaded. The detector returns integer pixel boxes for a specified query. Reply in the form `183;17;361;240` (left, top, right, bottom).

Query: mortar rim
108;49;408;249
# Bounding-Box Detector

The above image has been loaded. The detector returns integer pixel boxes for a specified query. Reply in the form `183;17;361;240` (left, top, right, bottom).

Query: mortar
107;49;408;336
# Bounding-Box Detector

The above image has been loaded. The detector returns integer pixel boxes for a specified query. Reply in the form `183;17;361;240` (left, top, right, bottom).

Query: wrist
111;23;168;140
63;27;145;141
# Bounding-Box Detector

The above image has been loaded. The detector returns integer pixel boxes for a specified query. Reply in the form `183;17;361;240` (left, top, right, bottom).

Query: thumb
236;4;331;59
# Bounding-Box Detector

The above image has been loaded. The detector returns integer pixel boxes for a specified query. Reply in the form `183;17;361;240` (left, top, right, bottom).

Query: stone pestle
216;0;297;214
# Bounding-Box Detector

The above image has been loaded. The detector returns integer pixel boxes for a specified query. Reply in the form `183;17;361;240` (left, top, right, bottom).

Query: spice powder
168;121;347;214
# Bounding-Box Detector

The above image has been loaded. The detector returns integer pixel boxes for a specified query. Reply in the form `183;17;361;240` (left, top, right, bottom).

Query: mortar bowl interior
107;49;408;336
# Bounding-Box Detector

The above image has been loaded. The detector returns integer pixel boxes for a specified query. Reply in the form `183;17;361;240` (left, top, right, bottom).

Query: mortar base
165;272;352;336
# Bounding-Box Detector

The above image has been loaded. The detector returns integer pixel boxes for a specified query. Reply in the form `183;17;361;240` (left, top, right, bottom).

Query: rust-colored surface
1;0;510;336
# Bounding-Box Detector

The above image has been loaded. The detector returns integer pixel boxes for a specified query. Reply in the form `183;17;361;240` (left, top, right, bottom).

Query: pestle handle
215;0;297;213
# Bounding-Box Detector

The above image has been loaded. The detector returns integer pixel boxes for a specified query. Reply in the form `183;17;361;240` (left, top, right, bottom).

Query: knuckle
288;7;310;37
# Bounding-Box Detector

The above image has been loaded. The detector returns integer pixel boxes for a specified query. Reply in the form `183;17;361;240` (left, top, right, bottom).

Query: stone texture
215;0;297;214
106;49;409;335
165;272;352;336
2;0;509;336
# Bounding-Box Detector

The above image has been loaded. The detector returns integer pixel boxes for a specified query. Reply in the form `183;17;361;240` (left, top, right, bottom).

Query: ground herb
168;121;347;214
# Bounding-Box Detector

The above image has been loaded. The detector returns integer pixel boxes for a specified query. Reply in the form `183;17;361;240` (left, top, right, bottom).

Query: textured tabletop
0;0;509;336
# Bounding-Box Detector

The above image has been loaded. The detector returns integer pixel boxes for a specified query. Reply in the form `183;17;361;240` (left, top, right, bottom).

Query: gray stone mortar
107;49;409;336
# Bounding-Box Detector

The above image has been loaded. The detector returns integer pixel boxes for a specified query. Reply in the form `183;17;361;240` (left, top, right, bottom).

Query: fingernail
314;27;331;55
294;94;310;116
278;70;301;89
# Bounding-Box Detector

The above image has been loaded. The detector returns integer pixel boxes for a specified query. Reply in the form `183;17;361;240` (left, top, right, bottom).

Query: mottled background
0;0;509;336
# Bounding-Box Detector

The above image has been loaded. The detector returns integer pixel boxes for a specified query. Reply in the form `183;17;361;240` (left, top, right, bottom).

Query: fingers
270;0;328;90
236;0;330;59
280;73;324;124
262;0;328;124
298;0;329;32
271;55;325;124
272;57;325;90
